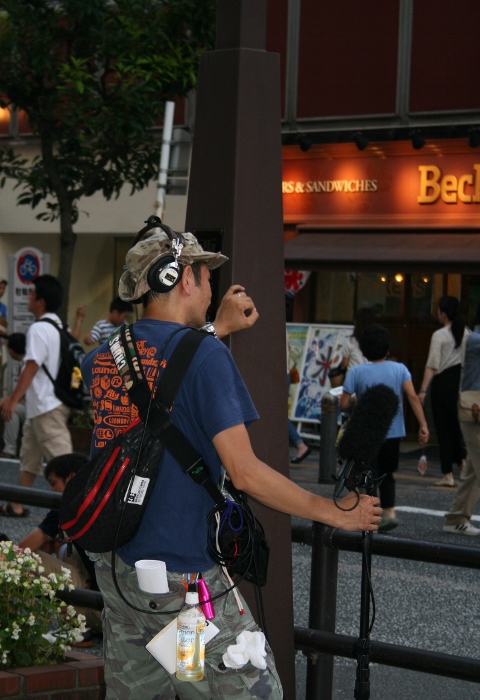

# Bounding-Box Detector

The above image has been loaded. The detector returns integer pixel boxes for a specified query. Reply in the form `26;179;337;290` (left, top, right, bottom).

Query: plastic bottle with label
418;454;427;476
176;583;206;682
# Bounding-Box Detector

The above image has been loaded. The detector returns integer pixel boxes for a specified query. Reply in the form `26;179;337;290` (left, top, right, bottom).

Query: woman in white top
340;308;375;371
329;307;375;389
419;297;469;487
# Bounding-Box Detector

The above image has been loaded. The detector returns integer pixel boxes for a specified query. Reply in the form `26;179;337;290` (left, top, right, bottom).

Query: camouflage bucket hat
119;230;228;302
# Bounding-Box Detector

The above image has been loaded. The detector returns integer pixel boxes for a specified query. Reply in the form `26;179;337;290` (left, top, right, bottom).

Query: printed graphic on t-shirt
91;339;162;450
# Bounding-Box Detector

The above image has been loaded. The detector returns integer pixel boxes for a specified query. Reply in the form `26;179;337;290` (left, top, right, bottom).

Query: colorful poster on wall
287;323;353;423
286;324;309;416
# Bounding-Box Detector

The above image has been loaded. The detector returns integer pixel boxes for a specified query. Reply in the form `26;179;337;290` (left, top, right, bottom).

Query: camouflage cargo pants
90;552;283;700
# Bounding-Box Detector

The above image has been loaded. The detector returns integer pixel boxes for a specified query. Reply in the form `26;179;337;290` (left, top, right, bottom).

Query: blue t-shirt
81;320;259;572
343;361;411;439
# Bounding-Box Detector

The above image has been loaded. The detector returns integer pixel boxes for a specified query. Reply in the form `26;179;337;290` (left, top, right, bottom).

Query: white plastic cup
135;560;169;594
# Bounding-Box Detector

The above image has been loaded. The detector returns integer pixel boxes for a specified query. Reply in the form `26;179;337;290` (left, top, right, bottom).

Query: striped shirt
89;319;117;344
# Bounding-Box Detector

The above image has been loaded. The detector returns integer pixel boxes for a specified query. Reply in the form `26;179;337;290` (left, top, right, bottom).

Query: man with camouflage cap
82;220;381;699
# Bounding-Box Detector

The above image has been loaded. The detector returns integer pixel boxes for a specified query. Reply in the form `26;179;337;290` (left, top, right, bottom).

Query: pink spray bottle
197;574;215;620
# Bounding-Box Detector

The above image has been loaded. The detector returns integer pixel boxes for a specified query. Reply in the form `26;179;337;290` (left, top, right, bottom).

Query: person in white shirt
0;333;26;459
419;296;469;488
0;275;73;517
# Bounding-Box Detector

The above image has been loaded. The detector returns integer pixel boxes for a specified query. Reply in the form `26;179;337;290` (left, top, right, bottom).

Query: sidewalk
288;440;445;488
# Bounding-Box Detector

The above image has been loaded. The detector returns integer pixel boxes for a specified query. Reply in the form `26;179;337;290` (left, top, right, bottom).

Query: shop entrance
292;270;465;436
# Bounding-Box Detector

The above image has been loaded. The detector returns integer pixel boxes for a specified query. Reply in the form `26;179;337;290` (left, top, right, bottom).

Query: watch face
203;323;217;336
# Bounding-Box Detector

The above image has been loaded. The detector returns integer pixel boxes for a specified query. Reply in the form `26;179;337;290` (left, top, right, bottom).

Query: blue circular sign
17;251;40;284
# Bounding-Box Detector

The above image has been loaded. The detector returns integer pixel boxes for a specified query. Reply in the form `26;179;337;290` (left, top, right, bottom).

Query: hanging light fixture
468;128;480;148
410;130;425;150
295;133;312;152
353;132;369;151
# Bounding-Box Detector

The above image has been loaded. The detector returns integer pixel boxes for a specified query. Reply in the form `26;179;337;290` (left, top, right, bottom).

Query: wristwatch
200;322;218;338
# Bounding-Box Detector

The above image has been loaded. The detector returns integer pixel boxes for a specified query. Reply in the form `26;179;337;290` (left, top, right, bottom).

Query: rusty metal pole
185;1;295;697
306;523;338;700
319;393;338;484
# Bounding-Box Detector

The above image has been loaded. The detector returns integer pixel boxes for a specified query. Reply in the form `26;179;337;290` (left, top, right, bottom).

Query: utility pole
185;1;295;697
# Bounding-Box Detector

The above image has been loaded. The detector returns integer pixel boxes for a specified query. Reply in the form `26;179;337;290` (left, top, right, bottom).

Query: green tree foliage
0;0;215;319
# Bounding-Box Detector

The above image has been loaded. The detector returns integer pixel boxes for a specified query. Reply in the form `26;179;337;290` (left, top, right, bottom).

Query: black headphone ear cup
147;255;183;293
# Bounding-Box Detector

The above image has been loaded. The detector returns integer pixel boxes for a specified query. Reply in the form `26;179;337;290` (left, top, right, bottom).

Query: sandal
0;503;30;518
290;447;312;465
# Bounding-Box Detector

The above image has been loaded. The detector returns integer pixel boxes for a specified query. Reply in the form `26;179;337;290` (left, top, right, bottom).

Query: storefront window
408;274;434;318
313;272;355;323
464;275;480;327
357;273;405;318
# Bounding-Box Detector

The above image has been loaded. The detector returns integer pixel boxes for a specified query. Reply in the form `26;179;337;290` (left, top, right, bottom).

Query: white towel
222;630;267;670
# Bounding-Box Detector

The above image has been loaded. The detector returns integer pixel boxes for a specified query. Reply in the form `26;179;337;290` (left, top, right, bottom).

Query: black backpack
37;318;89;410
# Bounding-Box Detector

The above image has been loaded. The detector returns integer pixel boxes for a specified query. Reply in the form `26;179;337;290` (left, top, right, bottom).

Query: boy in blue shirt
340;323;429;532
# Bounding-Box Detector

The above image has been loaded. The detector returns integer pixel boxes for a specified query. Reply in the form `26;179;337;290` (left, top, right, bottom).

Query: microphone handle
333;457;356;499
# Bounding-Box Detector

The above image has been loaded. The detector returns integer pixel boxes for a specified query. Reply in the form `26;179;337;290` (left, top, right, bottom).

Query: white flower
0;541;83;669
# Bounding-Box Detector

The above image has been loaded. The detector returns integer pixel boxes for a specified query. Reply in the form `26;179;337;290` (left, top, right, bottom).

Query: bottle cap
185;582;199;605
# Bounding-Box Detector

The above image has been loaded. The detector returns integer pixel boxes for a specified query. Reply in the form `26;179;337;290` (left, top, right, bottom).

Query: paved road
1;446;479;699
290;444;480;700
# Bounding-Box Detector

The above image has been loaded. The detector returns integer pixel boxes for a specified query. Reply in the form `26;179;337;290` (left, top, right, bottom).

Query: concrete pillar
185;1;295;696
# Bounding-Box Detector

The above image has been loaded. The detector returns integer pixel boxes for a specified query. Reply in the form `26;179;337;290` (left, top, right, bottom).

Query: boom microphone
334;383;399;500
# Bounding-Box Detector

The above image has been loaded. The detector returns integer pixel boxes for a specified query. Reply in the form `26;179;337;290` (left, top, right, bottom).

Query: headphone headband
134;216;185;250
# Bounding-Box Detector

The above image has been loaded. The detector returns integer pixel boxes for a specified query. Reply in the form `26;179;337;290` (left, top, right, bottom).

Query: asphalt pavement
289;442;480;700
0;445;479;699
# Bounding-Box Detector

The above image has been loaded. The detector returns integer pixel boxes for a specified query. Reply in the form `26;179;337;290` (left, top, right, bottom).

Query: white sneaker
443;522;480;536
435;475;455;487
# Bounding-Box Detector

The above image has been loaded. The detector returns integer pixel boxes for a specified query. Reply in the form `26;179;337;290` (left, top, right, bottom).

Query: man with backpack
81;221;381;700
0;275;73;517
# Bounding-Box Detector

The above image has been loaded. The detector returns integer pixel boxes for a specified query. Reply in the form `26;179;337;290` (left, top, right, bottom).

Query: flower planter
68;425;93;455
0;650;105;699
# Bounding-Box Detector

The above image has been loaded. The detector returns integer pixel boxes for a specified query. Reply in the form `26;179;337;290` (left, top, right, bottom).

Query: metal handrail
0;484;60;509
295;520;480;697
294;627;480;685
1;481;479;695
292;521;480;569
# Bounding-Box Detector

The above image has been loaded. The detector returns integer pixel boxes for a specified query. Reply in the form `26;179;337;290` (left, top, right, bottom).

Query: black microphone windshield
338;383;400;467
